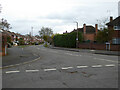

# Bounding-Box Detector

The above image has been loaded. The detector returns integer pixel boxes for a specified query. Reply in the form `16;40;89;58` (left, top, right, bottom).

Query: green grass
18;45;32;48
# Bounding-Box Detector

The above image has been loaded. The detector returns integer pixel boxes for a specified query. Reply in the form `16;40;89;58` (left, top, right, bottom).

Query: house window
114;26;120;30
112;38;120;44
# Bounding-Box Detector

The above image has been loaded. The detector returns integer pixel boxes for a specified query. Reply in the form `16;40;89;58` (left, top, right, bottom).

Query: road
2;45;119;88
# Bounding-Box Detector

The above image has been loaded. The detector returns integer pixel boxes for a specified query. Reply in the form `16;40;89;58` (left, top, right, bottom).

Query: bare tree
97;17;109;30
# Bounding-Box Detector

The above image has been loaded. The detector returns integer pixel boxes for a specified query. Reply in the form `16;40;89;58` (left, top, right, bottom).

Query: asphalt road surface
2;45;119;88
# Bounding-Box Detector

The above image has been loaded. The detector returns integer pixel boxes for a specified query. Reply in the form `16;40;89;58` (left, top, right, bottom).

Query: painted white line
90;50;95;51
22;48;23;50
105;64;115;67
75;55;79;56
65;53;73;55
44;68;57;71
94;58;118;63
77;66;88;68
6;71;20;74
61;67;73;70
92;65;102;67
49;51;58;53
26;70;39;72
33;54;38;56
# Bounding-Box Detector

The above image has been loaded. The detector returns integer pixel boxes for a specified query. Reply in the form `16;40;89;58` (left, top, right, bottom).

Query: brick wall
78;43;120;51
83;34;95;41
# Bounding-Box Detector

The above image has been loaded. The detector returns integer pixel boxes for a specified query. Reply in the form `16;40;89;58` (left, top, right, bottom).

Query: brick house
72;24;98;42
106;16;120;44
0;29;7;56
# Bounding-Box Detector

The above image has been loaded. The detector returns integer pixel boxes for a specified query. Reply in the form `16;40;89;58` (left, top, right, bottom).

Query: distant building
118;1;120;16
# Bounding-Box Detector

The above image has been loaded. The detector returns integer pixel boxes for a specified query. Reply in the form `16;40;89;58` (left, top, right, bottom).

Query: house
0;29;7;56
106;16;120;44
72;24;98;42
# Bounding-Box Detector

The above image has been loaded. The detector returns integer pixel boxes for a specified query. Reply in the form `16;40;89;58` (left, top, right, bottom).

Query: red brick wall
83;34;95;41
78;43;120;51
113;30;120;38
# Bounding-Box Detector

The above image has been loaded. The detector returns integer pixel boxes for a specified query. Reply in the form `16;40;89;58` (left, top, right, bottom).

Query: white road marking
94;58;118;63
22;48;23;50
92;65;102;67
26;70;39;72
33;54;38;56
75;55;79;56
49;51;58;53
65;53;73;55
44;68;57;71
61;67;73;70
77;66;88;68
90;50;95;51
6;71;20;74
105;64;115;67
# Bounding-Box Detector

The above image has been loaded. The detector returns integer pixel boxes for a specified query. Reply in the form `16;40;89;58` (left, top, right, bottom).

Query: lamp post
74;21;79;48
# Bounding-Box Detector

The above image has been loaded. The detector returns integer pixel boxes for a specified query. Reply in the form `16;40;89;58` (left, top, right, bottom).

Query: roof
106;16;120;26
72;25;96;34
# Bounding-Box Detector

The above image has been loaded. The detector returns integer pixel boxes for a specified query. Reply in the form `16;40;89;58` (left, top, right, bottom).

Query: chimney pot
110;16;113;22
95;24;98;34
83;24;86;34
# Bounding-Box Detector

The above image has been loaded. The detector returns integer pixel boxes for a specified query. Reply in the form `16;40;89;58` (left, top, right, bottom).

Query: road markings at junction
94;58;118;63
5;71;20;74
44;68;57;71
61;67;73;70
105;64;115;67
26;70;39;72
91;65;102;68
77;66;88;68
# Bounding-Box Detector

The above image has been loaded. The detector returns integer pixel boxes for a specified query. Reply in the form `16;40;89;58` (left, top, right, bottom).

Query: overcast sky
0;0;119;35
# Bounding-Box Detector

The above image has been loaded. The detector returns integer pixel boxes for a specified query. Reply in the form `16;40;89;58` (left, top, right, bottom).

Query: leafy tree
7;36;11;43
96;28;114;43
39;27;53;37
19;38;25;45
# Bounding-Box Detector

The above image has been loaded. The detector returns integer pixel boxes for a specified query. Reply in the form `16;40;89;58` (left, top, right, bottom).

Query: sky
0;0;119;35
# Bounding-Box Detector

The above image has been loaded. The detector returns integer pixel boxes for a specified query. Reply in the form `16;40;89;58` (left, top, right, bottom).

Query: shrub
53;32;83;48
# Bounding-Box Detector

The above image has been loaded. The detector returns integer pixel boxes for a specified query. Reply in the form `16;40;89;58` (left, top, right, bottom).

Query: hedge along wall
53;32;83;48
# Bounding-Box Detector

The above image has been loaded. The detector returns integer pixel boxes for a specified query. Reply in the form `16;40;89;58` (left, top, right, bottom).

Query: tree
96;28;114;43
39;27;53;37
39;27;53;42
97;17;109;30
1;18;12;30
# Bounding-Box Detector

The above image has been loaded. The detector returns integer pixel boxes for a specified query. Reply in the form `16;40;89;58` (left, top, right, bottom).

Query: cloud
0;0;119;35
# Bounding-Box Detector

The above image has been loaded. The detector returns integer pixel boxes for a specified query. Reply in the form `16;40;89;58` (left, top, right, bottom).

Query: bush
44;43;48;47
53;32;83;48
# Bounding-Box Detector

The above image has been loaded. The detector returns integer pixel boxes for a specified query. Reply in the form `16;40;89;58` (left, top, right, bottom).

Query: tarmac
50;46;120;56
0;45;119;69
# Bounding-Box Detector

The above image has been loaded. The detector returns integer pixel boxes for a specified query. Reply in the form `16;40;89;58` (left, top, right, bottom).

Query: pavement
1;46;40;68
50;46;120;56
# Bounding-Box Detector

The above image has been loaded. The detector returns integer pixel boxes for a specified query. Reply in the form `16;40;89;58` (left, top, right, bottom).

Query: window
114;26;120;30
112;38;120;44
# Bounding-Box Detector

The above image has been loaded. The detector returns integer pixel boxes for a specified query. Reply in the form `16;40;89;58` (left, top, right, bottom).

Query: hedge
53;32;83;48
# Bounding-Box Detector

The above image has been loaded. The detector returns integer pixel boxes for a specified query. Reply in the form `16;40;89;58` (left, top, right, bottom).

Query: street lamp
74;21;79;48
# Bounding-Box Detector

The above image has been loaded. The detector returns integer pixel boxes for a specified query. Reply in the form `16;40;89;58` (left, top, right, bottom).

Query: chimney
95;24;98;34
83;24;86;34
110;16;113;22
